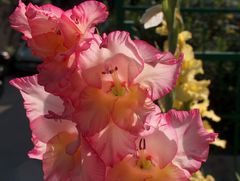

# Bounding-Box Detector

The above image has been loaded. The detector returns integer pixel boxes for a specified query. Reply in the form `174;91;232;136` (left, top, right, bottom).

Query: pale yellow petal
202;110;221;122
190;171;215;181
211;138;227;149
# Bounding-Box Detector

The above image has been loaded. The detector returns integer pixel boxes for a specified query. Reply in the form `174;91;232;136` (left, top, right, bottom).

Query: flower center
102;66;126;96
136;138;154;170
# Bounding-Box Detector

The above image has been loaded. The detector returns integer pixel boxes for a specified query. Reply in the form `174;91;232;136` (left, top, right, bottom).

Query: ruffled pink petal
79;33;142;88
10;75;78;150
27;32;67;57
37;54;85;99
19;3;69;58
9;0;31;39
133;39;161;64
43;132;78;180
28;134;46;160
87;121;137;166
59;12;81;49
134;40;181;66
70;0;108;33
41;4;63;17
71;139;106;181
79;32;145;87
112;88;155;134
73;87;116;136
134;40;180;66
82;51;143;89
30;116;77;143
9;75;64;121
134;54;183;100
25;3;62;37
139;116;178;169
43;133;106;181
166;109;217;174
144;101;161;129
102;31;144;84
9;1;64;39
77;36;104;88
59;0;108;50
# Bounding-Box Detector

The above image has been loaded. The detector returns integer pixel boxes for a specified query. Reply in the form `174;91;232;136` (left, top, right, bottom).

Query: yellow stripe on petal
43;132;81;180
107;156;188;181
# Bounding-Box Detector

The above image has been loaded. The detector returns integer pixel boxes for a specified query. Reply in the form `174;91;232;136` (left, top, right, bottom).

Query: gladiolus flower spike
9;1;217;180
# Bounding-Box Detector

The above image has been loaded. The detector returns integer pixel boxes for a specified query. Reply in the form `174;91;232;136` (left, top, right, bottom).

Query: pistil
102;66;126;96
111;68;126;96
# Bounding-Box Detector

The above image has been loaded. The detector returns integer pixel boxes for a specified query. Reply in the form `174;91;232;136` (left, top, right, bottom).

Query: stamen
139;138;146;150
102;65;119;75
56;29;61;35
74;18;79;24
102;65;126;96
44;111;62;121
70;15;79;24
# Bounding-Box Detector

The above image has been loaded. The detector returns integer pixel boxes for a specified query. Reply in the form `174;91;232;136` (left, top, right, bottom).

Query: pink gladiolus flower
9;1;216;180
9;0;108;58
70;31;183;165
106;109;217;181
9;0;109;99
10;75;106;181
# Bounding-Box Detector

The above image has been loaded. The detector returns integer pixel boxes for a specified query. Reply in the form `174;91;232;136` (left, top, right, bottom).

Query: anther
74;18;79;24
139;138;146;150
56;29;61;35
70;15;79;24
114;66;118;71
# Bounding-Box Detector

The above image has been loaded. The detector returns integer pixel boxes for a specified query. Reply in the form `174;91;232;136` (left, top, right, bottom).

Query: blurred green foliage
112;0;240;52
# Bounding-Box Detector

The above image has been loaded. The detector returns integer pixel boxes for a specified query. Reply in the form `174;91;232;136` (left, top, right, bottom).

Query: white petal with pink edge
30;116;76;143
134;54;183;100
79;31;145;87
10;75;77;144
43;133;106;181
134;39;161;64
87;121;137;166
10;75;64;121
139;115;178;169
73;139;106;181
25;3;63;37
166;109;217;174
103;31;144;84
28;134;47;160
9;0;31;39
70;0;109;33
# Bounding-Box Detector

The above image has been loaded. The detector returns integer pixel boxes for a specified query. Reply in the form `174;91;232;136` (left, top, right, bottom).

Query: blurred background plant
190;171;215;181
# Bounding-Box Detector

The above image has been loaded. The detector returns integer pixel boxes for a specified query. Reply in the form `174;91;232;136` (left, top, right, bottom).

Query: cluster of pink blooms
9;1;217;180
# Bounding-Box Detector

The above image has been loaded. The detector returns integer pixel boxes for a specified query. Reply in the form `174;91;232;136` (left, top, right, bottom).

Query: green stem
163;0;181;54
161;0;182;111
